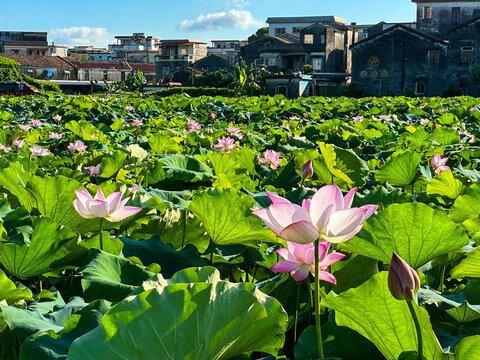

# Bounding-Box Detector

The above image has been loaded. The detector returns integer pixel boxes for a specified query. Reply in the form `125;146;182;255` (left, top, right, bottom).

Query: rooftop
266;16;347;24
159;39;206;45
0;54;73;68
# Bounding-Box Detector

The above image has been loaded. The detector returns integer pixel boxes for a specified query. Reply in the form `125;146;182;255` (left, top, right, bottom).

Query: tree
247;27;268;43
232;58;272;95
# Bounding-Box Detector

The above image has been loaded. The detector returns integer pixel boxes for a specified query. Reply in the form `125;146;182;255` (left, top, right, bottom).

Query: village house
413;0;480;39
0;31;49;56
207;40;246;67
108;33;160;63
0;53;76;80
155;39;207;78
68;46;113;61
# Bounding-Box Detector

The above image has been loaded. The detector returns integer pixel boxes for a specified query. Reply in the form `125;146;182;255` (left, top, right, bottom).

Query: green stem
407;300;423;360
294;281;301;342
314;239;324;359
439;265;446;293
307;276;313;325
99;217;104;251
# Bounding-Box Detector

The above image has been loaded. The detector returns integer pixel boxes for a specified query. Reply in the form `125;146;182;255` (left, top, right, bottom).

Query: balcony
2;40;48;47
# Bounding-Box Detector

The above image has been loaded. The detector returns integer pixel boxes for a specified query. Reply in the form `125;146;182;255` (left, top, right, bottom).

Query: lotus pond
0;93;480;359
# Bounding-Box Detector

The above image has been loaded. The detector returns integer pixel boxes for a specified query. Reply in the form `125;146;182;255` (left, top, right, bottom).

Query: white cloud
49;26;113;48
178;10;263;32
230;0;250;8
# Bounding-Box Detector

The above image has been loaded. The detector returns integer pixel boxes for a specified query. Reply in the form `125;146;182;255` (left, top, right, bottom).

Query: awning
46;69;54;78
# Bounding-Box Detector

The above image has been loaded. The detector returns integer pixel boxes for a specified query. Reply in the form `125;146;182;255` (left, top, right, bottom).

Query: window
422;6;432;20
163;67;170;77
267;58;276;66
459;73;469;89
461;46;473;62
275;85;288;96
452;7;461;24
292;27;300;34
312;58;323;71
254;58;261;66
103;70;108;81
275;28;286;36
320;34;325;44
304;34;314;44
415;81;425;95
84;70;89;81
428;50;439;65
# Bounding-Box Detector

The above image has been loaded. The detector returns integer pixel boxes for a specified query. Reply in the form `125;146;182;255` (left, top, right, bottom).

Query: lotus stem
99;217;104;251
294;281;301;342
407;300;423;360
314;239;325;359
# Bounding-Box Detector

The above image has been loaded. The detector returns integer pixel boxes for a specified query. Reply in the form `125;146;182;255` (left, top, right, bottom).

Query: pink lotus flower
90;133;97;140
31;119;43;127
30;146;51;156
12;139;25;148
19;124;31;131
253;185;378;244
187;120;201;133
72;188;142;222
132;118;143;127
129;186;139;193
352;116;364;123
214;136;237;154
430;154;450;175
270;241;345;282
67;141;88;153
469;107;478;112
52;115;62;121
258;150;282;170
388;252;420;301
301;160;314;180
420;119;429;125
125;105;134;111
209;112;216;119
419;105;425;109
226;126;244;140
84;164;101;177
49;132;63;139
378;115;392;122
0;144;11;152
289;115;301;120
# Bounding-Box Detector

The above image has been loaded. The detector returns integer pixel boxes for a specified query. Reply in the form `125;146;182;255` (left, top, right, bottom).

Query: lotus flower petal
310;185;344;230
270;260;300;273
279;220;319;244
88;200;109;218
106;206;142;222
291;265;311;281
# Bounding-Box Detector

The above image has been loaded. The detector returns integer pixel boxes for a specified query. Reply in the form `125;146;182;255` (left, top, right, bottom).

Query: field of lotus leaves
0;93;480;359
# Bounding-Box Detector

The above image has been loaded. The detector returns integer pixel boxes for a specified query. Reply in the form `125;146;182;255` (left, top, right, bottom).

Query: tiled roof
0;54;73;68
68;59;130;70
266;16;346;24
129;63;156;73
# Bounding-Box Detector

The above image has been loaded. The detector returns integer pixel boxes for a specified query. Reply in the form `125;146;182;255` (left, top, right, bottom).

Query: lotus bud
301;160;314;180
388;252;420;301
431;122;437;131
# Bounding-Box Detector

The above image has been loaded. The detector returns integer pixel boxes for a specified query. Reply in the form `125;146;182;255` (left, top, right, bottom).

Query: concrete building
350;25;448;96
413;0;480;39
0;31;49;55
194;53;227;73
48;44;68;57
155;39;207;78
68;46;113;61
0;53;76;80
108;33;160;63
207;40;246;67
266;16;347;36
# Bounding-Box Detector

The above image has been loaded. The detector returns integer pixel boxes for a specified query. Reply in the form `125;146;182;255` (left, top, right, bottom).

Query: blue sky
0;0;417;47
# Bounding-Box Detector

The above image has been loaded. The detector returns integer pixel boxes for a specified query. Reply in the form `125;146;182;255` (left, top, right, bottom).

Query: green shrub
149;87;237;98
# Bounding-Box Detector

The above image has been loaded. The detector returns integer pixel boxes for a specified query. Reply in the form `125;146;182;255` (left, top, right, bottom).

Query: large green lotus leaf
0;269;33;305
188;187;277;246
79;250;154;302
0;217;84;279
148;133;181;154
0;162;35;211
323;272;452;360
19;300;111;360
1;297;87;339
206;151;257;191
67;272;287;360
428;128;461;146
454;336;480;359
340;203;469;268
161;154;214;182
294;322;383;360
450;248;480;279
417;288;480;323
120;236;207;278
99;150;128;179
375;151;421;186
426;171;467;200
450;183;480;232
25;175;102;233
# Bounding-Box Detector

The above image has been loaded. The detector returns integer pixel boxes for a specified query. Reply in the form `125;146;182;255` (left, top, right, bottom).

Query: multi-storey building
155;39;207;78
207;40;246;67
0;31;49;55
266;16;347;36
68;46;113;61
108;33;160;63
413;0;480;39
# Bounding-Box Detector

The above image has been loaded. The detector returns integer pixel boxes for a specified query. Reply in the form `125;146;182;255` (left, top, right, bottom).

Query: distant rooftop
266;16;347;24
412;0;477;2
159;39;206;45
